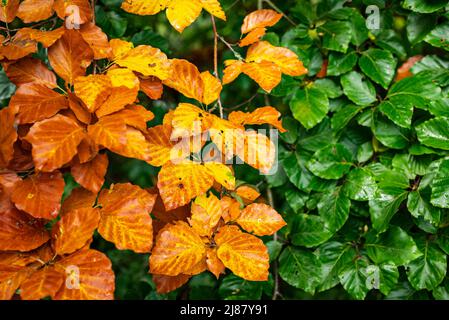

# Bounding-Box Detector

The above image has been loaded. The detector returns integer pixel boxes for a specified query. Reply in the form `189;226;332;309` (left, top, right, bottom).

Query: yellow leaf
200;71;222;105
170;103;214;138
166;0;203;33
215;225;269;281
189;193;222;237
74;74;111;113
150;221;206;276
145;124;176;167
121;0;169;15
162;59;204;102
203;162;236;190
222;60;244;84
200;0;226;20
242;61;282;93
236;203;286;236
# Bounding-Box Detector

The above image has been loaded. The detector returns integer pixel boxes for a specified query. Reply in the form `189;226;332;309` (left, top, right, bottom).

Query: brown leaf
20;267;64;300
79;22;112;59
0;107;17;168
71;153;108;193
4;57;57;89
152;274;191;294
0;0;19;23
140;76;163;100
17;0;54;23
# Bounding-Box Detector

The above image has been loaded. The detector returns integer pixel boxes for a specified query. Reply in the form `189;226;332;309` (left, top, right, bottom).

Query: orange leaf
52;207;100;255
0;265;31;300
113;41;171;79
61;187;96;214
10;83;68;124
54;249;115;300
87;114;127;153
145;124;175;167
11;171;65;219
4;57;57;89
74;74;111;113
236;203;286;236
0;0;19;23
239;27;266;47
15;27;65;48
222;59;244;84
0;169;20;195
0;192;50;251
235;185;260;204
17;0;54;23
79;22;112;59
206;248;225;279
0;107;17;168
71;153;108;193
150;221;206;276
241;130;276;174
246;41;308;77
140;76;163;100
152;274;190;294
170;103;214;138
118;126;152;161
241;9;282;34
53;0;93;25
112;104;154;132
228;106;286;132
157;161;215;211
162;59;204;102
215;225;269;281
20;267;63;300
395;55;424;81
97;183;156;253
201;71;222;105
189;193;222;237
0;37;37;60
68;92;91;125
95;67;140;118
48;29;93;84
241;60;282;92
316;59;328;78
26;114;86;172
220;196;241;222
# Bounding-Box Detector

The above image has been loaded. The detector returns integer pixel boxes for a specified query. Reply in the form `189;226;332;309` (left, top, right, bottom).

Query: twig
263;0;297;26
210;15;224;119
225;92;258;111
217;35;243;60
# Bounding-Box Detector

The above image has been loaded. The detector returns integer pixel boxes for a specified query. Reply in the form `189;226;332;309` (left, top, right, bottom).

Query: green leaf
372;264;399;296
406;237;447;290
218;274;263;300
0;69;15;100
131;29;169;53
349;10;369;46
436;228;449;255
285;188;307;212
290;214;334;247
266;240;283;263
313;79;342;99
281;151;302;188
357;142;374;163
331;104;364;132
424;22;449;51
280;116;300;144
365;226;422;266
430;159;449;208
319;20;352;53
416;117;449;150
307;144;353;179
433;279;449;300
403;0;449;13
341;71;377;106
406;13;437;44
369;186;408;232
327;51;358;76
290;87;329;129
316;242;356;292
338;256;370;300
297;118;334;152
359;49;397;89
344;168;378;201
317;187;351;231
96;8;127;37
371;113;410;149
278;246;322;294
407;191;441;225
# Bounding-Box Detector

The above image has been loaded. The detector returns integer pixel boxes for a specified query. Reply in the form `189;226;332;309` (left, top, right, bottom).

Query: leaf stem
210;15;224;119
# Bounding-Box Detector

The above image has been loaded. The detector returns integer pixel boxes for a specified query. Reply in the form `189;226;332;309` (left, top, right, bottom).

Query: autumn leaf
20;267;64;300
140;76;163;100
48;29;94;84
203;162;236;190
228;106;286;132
215;225;269;281
201;71;222;105
25;114;86;172
189;193;222;237
11;171;65;220
235;185;260;204
60;187;96;214
239;27;266;47
170;103;214;138
206;248;225;279
4;57;57;89
112;104;154;132
87;114;127;153
0;265;31;300
236;203;286;236
52;207;100;255
200;0;226;21
0;192;50;251
119;126;152;161
17;0;54;23
0;37;37;60
145;124;176;167
54;249;115;300
0;0;19;23
15;27;65;48
10;83;68;124
220;196;241;222
157;161;215;211
395;55;423;81
241;61;282;93
76;136;98;163
68;93;92;125
150;221;206;276
162;59;204;102
53;0;93;25
239;9;282;47
152;274;191;294
0;107;17;168
79;22;112;59
111;39;171;79
71;153;108;194
0;169;20;195
97;183;157;253
74;74;112;113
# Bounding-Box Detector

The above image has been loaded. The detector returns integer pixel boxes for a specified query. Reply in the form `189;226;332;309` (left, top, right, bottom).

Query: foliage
1;0;449;301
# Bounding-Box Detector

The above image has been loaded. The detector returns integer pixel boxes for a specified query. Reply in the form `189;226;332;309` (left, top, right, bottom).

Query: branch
210;15;224;119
